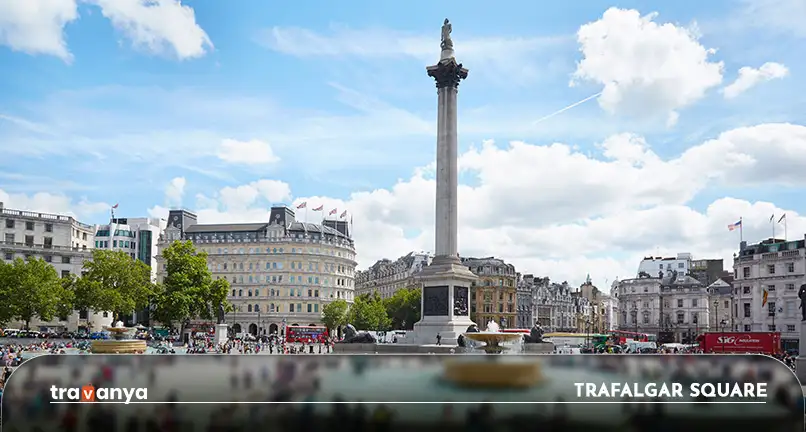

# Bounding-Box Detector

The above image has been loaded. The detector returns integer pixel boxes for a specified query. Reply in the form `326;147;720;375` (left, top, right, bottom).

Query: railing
184;235;356;252
0;241;92;254
1;207;93;229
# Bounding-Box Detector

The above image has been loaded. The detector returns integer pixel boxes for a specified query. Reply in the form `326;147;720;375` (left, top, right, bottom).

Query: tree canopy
383;287;420;330
321;298;349;331
3;257;71;329
349;292;392;331
79;250;157;324
151;240;231;329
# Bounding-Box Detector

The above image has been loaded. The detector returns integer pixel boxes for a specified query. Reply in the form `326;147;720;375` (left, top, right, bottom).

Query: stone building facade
355;252;432;299
0;202;105;332
156;206;357;337
462;257;517;328
732;237;806;350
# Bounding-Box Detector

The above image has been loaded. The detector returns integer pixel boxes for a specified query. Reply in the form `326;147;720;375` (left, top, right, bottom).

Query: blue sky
1;0;805;285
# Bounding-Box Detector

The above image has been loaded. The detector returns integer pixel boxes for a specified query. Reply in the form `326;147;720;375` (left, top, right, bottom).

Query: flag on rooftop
727;220;741;231
111;203;119;209
329;208;337;215
313;205;323;211
778;214;786;223
340;210;347;218
296;202;307;209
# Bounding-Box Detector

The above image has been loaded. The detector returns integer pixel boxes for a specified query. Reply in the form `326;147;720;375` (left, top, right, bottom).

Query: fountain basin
90;339;147;354
463;332;522;345
443;358;543;388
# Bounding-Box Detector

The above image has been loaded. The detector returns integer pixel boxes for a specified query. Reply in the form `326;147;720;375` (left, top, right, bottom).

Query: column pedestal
214;323;228;346
413;255;477;346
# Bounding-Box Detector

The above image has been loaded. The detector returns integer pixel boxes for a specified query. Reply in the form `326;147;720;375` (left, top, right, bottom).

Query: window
44;255;52;263
724;300;729;308
314;304;319;313
307;304;312;313
787;262;795;272
643;286;648;292
25;235;34;246
643;314;649;324
5;219;13;228
787;283;795;291
768;302;776;316
692;313;698;324
744;325;751;331
43;237;53;248
743;267;750;278
768;325;776;331
44;223;53;232
744;303;751;318
692;298;698;307
767;264;775;274
676;313;684;324
787;301;795;318
768;284;775;292
3;252;11;260
61;270;70;278
677;299;683;308
787;325;796;332
25;221;34;230
4;233;13;243
678;262;684;268
61;256;70;264
743;286;751;294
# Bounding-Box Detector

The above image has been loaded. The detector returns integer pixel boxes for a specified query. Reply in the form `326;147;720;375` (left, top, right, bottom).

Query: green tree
349;293;391;331
0;260;17;326
383;287;421;330
7;257;69;329
80;250;156;325
321;298;349;332
151;240;231;331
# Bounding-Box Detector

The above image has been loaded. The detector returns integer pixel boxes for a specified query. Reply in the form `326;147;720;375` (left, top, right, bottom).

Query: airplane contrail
531;91;602;125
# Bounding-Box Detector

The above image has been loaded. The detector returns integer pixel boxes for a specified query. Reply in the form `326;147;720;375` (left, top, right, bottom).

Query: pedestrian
436;333;442;346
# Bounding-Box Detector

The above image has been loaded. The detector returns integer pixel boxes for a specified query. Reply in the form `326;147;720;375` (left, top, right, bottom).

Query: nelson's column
413;19;478;345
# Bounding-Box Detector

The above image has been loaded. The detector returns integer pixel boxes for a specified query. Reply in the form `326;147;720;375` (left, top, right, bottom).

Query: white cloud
164;176;185;206
217;139;280;165
90;0;212;59
0;188;108;221
142;122;806;288
722;62;789;99
258;25;570;85
571;8;724;126
0;0;79;62
740;0;806;38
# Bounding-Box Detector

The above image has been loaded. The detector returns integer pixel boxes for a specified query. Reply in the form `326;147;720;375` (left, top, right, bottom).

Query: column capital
426;58;469;90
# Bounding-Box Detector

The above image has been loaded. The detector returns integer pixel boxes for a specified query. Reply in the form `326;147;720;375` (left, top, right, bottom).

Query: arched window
248;290;252;297
238;289;243;296
270;303;275;312
248;304;253;312
255;289;260;296
231;289;235;297
254;304;260;312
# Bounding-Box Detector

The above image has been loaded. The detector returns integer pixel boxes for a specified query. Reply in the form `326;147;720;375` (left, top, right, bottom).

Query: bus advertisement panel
286;325;328;343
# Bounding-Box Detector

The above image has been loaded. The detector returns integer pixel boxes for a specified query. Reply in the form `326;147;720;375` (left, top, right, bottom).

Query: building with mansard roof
355;251;432;299
156;205;357;338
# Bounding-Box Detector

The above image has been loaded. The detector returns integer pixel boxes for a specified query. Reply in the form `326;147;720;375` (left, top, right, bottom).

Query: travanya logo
50;384;148;404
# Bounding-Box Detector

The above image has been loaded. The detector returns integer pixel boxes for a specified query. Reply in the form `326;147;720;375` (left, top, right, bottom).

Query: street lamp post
720;319;727;353
713;299;719;333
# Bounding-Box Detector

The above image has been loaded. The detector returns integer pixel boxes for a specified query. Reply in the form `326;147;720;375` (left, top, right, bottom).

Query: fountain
90;321;147;354
442;320;543;388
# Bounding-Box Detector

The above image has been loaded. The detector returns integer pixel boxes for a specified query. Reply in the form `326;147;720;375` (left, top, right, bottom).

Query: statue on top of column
441;19;453;50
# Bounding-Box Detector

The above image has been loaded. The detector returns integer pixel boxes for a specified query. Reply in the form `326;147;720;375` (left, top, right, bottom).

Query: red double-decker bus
610;330;656;344
285;325;328;343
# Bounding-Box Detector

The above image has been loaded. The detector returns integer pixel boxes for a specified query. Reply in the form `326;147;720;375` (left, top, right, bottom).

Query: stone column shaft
435;86;459;258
